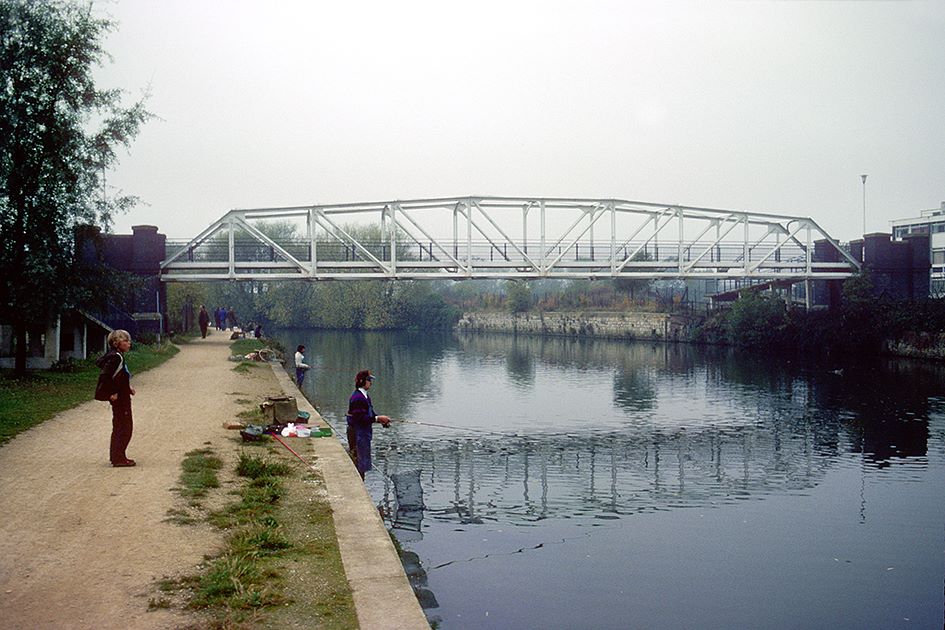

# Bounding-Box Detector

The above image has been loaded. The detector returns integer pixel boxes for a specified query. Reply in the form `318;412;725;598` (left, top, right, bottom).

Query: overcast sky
95;0;945;242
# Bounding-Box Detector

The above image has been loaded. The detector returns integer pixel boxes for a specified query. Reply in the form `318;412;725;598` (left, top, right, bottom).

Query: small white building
0;310;112;370
892;201;945;298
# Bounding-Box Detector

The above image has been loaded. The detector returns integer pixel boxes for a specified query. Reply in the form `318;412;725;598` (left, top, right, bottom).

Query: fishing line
391;418;514;437
318;404;514;438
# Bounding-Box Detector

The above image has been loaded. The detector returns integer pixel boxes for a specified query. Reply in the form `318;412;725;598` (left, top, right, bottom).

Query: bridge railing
164;238;810;265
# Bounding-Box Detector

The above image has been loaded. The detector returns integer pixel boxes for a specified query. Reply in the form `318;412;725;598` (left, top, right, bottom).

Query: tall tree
505;280;532;313
0;0;150;373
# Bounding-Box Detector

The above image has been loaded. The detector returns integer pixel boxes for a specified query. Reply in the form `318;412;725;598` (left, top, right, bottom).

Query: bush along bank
455;274;945;362
689;277;945;360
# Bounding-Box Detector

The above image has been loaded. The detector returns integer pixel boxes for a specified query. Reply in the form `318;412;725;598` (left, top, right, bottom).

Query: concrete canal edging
457;310;697;341
269;364;429;630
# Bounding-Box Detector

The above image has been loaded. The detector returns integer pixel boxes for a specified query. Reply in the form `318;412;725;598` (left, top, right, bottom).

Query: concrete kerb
268;363;429;630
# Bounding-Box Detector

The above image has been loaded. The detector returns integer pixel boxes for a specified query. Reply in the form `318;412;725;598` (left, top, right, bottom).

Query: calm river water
280;329;944;629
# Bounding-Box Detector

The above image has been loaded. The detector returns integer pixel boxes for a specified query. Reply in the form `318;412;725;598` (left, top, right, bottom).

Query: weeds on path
166;447;224;524
232;361;259;374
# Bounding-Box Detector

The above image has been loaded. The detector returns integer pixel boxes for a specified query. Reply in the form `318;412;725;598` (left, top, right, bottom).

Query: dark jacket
346;389;376;428
95;350;131;402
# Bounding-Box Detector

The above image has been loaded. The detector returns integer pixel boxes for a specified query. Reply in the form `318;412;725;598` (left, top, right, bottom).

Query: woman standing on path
95;330;137;467
345;370;390;480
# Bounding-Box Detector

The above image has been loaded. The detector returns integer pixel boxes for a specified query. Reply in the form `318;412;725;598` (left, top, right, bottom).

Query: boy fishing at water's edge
345;370;390;480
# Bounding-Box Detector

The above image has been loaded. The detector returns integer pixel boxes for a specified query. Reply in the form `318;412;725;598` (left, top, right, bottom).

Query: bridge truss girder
160;196;860;282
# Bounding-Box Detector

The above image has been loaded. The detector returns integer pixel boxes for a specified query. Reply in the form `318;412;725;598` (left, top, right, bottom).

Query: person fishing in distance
294;345;310;388
346;370;390;480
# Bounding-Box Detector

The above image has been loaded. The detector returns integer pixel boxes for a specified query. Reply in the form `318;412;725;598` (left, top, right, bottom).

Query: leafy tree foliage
505;280;532;313
0;0;150;372
692;271;945;358
723;290;787;348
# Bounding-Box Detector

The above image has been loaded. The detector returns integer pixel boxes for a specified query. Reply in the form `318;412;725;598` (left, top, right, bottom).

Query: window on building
934;250;945;265
932;279;945;298
934;223;945;233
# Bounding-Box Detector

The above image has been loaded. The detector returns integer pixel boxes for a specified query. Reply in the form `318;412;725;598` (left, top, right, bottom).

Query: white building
892;201;945;298
0;310;112;369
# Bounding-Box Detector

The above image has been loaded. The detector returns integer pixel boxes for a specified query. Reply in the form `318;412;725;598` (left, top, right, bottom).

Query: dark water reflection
281;329;945;629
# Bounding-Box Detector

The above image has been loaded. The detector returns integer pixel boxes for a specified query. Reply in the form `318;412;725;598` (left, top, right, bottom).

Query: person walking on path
198;305;211;338
95;330;137;467
294;345;311;388
345;370;390;480
226;307;237;330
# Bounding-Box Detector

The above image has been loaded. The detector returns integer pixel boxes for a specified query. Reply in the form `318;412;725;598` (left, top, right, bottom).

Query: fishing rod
271;433;315;467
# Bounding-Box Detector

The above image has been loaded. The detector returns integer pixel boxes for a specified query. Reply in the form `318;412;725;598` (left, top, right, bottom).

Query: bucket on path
260;396;298;423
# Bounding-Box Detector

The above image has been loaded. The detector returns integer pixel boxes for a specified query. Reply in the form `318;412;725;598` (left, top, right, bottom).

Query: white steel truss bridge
160;196;860;283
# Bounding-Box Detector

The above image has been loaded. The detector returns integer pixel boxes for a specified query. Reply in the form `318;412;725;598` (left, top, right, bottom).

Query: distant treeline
165;220;459;331
168;280;460;332
438;277;674;312
166;276;680;333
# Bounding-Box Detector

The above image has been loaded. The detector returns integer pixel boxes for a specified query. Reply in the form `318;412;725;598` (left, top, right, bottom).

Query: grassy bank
0;341;180;446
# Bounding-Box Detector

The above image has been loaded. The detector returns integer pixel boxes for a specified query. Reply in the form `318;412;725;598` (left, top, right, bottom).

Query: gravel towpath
0;334;269;629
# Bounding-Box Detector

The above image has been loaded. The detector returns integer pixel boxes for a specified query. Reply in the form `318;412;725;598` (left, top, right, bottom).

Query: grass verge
231;338;267;356
161;413;357;628
231;338;274;374
0;341;179;446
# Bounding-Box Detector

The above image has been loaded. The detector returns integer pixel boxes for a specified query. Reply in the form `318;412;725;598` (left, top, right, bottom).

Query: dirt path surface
0;335;272;629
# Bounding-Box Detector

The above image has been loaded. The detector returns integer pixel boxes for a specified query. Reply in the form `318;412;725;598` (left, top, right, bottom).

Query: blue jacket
346;389;375;428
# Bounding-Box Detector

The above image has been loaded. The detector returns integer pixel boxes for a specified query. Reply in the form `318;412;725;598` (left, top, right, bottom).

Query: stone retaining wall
456;310;697;341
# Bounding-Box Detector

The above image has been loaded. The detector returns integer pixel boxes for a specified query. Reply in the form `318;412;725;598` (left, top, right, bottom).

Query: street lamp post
860;174;868;235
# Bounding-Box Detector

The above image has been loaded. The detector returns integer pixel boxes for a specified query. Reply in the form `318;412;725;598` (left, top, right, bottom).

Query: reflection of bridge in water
351;334;937;532
376;420;842;531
